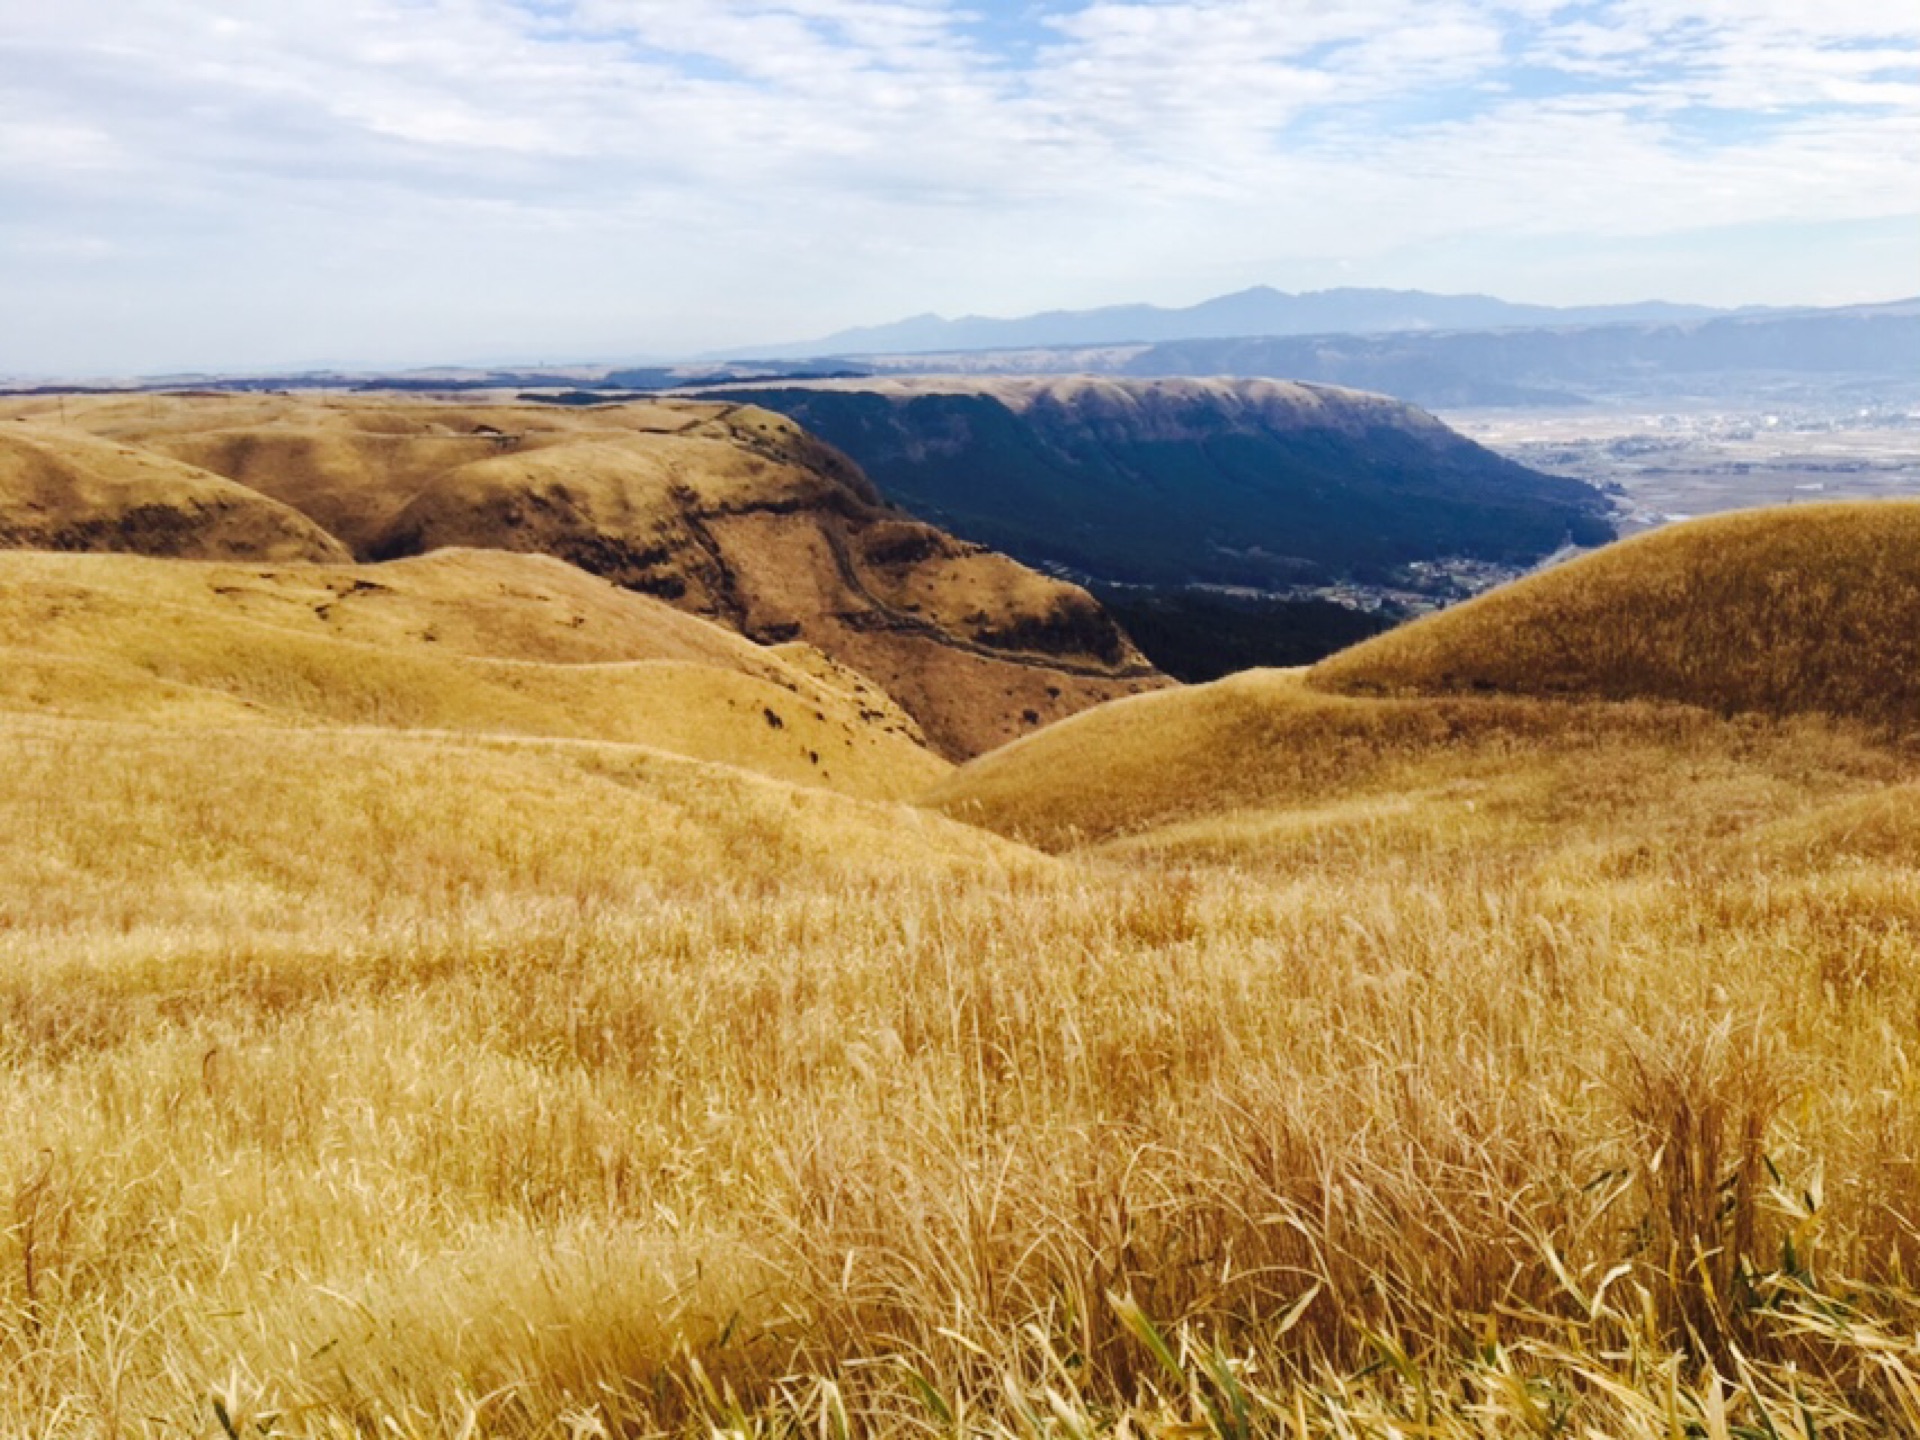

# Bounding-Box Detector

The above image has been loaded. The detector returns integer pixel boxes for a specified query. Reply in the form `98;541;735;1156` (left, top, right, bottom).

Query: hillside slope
930;499;1920;851
929;669;1720;847
924;665;1908;860
0;393;1161;757
1311;500;1920;730
0;548;946;799
0;424;350;562
0;714;1046;991
716;377;1613;587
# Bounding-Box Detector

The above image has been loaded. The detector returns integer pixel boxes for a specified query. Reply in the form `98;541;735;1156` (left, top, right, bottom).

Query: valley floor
7;688;1920;1437
1447;398;1920;536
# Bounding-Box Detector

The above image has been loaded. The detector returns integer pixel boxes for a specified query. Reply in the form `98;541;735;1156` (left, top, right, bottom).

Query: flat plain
1447;401;1920;534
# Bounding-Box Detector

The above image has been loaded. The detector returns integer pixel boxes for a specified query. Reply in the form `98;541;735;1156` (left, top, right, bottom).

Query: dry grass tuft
1612;1015;1789;1357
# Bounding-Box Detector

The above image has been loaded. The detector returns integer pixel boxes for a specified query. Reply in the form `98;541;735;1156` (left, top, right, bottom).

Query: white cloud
0;0;1914;372
0;118;123;175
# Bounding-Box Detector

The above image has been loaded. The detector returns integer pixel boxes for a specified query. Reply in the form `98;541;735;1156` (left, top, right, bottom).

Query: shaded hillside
0;424;349;562
0;394;1164;758
718;378;1613;588
1092;585;1394;682
0;548;948;798
1311;500;1920;731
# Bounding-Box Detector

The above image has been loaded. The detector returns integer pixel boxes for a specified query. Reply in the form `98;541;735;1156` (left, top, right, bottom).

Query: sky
2;0;1917;376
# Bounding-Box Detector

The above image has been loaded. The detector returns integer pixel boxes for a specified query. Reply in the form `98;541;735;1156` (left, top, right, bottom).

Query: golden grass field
5;493;1920;1438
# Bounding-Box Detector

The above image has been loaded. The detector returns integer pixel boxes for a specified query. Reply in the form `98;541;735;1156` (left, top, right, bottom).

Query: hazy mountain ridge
725;295;1920;411
17;295;1909;418
745;286;1732;359
1118;304;1920;407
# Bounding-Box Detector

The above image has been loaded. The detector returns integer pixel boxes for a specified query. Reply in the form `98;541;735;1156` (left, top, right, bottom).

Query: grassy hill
0;715;1035;949
0;423;350;562
932;500;1920;848
0;393;1162;757
1311;500;1920;729
0;548;945;799
923;666;1900;850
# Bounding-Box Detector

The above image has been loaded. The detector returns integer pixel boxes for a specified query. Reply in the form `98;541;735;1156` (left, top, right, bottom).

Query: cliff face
717;377;1616;588
0;393;1164;759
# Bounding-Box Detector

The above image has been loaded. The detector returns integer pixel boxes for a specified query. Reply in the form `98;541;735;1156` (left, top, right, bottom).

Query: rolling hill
0;393;1164;757
922;668;1835;851
1311;499;1920;729
0;547;950;799
929;500;1920;849
0;713;1042;954
714;377;1614;588
0;423;350;562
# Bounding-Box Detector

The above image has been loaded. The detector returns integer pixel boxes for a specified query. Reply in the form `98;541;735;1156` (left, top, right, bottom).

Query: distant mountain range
741;287;1736;360
31;292;1912;417
728;296;1920;410
1110;303;1920;407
